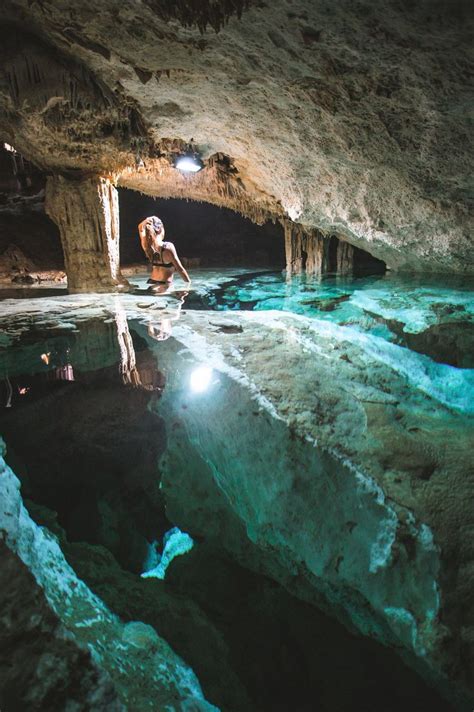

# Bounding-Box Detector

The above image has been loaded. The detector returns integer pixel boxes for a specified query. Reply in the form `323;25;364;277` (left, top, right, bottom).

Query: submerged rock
0;440;219;711
0;286;472;708
149;309;473;708
0;542;122;712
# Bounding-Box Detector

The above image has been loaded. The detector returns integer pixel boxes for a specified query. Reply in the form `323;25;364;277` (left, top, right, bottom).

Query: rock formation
0;542;123;712
285;223;325;274
0;0;472;288
45;176;128;292
0;0;472;707
0;438;218;711
0;291;472;708
152;312;474;710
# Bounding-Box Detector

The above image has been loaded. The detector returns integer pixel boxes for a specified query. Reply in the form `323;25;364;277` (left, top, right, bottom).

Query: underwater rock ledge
0;439;219;712
150;311;474;710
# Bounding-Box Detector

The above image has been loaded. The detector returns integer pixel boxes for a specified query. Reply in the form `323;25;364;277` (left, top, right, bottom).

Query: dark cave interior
0;143;385;282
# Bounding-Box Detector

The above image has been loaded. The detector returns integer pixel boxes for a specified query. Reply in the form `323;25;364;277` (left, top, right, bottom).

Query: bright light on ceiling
175;155;203;173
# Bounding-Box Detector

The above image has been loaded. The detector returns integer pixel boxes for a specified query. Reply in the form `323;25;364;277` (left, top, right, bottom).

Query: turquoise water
210;271;474;367
0;267;473;711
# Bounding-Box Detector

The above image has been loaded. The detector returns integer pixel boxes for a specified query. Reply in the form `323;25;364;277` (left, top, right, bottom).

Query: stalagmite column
284;222;330;275
336;240;354;274
305;230;330;274
45;175;129;293
284;222;304;274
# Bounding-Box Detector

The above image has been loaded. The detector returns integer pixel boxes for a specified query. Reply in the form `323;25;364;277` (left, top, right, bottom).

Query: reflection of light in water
190;365;213;393
141;528;194;580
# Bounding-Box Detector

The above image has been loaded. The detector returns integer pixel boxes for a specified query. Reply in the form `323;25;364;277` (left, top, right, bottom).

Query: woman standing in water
138;216;191;291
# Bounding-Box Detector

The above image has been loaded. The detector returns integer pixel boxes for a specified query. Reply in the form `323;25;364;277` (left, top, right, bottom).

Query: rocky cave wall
0;0;472;289
0;144;64;283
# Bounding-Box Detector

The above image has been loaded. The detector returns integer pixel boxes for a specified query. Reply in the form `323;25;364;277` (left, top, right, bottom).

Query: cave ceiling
0;0;472;272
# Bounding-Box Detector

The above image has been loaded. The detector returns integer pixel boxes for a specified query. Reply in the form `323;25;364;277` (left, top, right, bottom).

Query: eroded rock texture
0;305;466;710
0;439;218;712
45;176;128;292
2;294;471;706
0;542;123;712
148;310;473;710
0;0;472;281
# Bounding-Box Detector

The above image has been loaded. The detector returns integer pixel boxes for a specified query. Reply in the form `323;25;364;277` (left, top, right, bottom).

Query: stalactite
45;175;128;293
284;222;304;274
305;230;330;274
284;223;331;275
1;29;149;174
142;0;249;33
337;240;354;274
119;153;279;226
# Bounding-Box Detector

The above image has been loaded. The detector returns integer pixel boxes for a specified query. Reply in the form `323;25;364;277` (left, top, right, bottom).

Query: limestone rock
0;542;123;712
148;310;473;709
0;280;471;708
0;440;219;711
45;176;129;293
0;244;36;277
0;0;472;276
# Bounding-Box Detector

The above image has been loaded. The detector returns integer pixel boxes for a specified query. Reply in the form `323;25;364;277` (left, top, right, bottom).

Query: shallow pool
0;267;472;711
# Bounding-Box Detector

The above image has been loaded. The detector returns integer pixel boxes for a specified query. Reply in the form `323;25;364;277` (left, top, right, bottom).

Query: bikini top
152;242;173;269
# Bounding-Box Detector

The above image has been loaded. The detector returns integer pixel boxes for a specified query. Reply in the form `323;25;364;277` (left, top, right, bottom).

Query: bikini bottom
147;278;170;284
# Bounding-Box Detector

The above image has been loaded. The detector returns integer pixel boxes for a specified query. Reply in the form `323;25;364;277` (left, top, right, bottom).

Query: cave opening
0;140;387;294
0;142;64;286
118;187;286;270
328;234;386;276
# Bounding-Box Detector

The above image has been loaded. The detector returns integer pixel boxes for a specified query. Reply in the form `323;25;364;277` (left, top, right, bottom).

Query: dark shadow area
0;143;64;279
0;320;169;573
119;188;285;268
327;234;386;275
352;244;386;274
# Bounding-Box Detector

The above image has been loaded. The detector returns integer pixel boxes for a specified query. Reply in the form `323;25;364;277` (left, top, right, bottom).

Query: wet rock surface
65;533;456;712
384;319;474;369
0;441;219;712
0;397;458;711
0;541;123;712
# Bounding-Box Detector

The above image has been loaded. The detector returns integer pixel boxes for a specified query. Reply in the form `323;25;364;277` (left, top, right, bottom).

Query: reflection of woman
138;216;191;291
147;291;187;342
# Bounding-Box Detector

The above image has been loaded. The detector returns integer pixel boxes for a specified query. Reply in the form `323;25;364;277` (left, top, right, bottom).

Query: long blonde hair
144;216;164;260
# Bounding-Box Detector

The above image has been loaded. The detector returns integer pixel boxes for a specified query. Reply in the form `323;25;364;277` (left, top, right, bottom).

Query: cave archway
119;188;286;269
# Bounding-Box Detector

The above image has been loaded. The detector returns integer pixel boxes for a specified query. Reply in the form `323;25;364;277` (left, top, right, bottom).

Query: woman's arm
138;219;153;261
167;243;191;283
